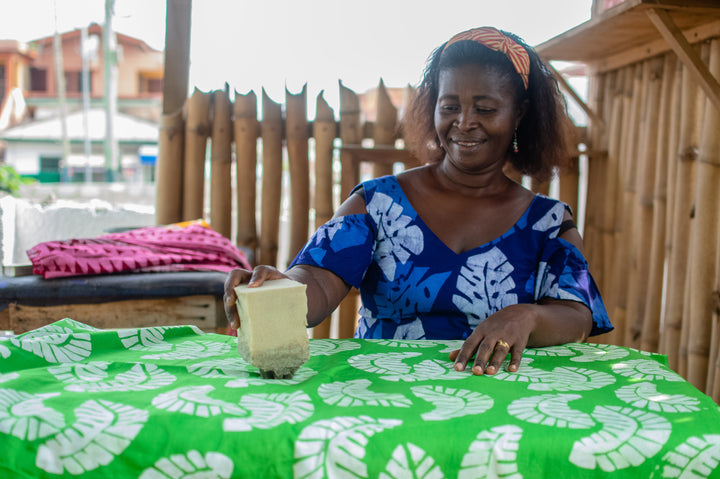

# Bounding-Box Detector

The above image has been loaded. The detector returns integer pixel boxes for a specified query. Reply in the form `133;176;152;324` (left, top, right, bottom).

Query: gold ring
496;339;510;349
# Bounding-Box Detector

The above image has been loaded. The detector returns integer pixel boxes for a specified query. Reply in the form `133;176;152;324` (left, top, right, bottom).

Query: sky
0;0;593;115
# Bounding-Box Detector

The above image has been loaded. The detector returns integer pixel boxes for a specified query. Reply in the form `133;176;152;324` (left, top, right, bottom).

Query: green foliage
0;164;36;195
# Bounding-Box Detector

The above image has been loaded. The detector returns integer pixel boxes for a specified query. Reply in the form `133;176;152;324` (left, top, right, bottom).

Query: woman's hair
402;29;573;182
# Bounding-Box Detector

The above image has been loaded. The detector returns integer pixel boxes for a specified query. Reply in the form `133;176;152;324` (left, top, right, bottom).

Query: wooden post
685;38;720;392
155;110;184;225
310;92;337;340
210;89;232;239
373;79;398;178
161;0;191;116
286;85;310;261
233;91;259;265
259;89;283;267
641;54;676;353
182;88;211;221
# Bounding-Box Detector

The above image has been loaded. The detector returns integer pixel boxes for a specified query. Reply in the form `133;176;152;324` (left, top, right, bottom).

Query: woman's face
434;63;524;174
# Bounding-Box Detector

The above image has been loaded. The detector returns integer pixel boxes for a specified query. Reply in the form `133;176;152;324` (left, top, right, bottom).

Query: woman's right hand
223;265;289;330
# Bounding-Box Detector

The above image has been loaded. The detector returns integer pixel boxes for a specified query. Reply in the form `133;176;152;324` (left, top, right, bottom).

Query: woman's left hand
449;303;537;375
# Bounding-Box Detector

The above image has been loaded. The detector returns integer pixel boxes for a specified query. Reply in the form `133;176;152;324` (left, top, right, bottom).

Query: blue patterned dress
290;175;613;340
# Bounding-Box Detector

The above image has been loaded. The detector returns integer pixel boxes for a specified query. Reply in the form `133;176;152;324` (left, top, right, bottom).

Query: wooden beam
162;0;192;114
547;63;605;129
647;8;720;112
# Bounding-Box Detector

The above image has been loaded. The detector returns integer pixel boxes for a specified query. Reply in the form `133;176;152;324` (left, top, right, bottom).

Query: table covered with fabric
1;319;719;478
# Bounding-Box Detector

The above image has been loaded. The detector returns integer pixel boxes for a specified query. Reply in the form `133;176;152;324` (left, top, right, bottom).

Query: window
0;64;6;103
138;73;163;94
38;156;61;183
64;71;91;94
30;67;47;92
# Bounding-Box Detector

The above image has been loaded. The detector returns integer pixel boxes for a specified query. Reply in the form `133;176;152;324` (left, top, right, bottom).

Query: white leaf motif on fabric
507;394;594;429
379;443;446;479
224;391;314;431
293;415;402;479
523;345;576;357
11;326;92;364
615;382;701;413
0;388;64;440
655;434;720;479
319;379;412;408
0;343;10;359
152;385;246;418
141;340;231;360
50;362;176;392
118;327;173;352
527;366;616;392
567;343;631;362
532;202;566;236
225;367;317;388
139;450;234;479
612;359;685;382
411;385;493;421
349;352;466;382
458;425;523;479
569;405;671;472
187;358;255;378
309;339;362;356
0;372;19;383
489;357;554;385
367;192;424;281
368;339;439;349
36;399;148;475
453;247;518;326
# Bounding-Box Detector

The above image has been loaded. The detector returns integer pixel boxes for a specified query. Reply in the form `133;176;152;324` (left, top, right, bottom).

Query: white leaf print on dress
224;391;314;431
612;359;685;382
379;443;446;479
569;405;671;472
11;325;92;363
152;385;246;417
293;415;402;479
367;192;424;281
532;202;566;236
319;379;412;408
309;339;362;356
36;399;148;475
349;352;466;382
49;362;176;392
453;247;518;327
139;450;234;479
0;388;63;440
411;385;493;421
654;435;720;479
458;425;523;479
615;382;701;413
507;394;594;429
393;318;427;340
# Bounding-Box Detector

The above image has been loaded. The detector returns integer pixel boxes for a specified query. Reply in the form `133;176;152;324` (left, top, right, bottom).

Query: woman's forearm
285;265;351;328
527;300;593;347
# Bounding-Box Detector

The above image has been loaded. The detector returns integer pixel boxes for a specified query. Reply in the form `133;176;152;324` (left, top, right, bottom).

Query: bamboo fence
583;37;720;402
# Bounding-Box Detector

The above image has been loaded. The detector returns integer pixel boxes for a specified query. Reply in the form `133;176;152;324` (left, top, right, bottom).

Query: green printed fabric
1;319;719;478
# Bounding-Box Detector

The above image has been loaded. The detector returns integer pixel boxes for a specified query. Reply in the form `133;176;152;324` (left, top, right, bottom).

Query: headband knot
443;27;530;90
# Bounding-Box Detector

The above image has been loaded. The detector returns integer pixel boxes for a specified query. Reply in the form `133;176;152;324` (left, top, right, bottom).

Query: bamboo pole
286;85;310;261
233;90;259;265
155;109;184;225
661;54;702;371
640;54;676;353
626;57;664;350
685;38;720;392
558;124;580;218
338;81;363;339
259;89;283;267
310;92;337;340
210;89;232;239
182;88;211;221
373;79;398;178
708;222;720;397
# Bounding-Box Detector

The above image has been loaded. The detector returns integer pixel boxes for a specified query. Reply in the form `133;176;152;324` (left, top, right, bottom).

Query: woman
224;27;612;376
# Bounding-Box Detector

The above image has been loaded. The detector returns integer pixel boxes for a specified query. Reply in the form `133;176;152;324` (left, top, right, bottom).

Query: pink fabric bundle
27;222;252;279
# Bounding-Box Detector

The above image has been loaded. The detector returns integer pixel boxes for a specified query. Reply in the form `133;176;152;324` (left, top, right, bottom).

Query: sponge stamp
234;278;309;379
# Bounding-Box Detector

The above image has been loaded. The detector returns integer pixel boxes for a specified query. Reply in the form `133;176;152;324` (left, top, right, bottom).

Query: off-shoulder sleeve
288;214;376;289
533;237;613;336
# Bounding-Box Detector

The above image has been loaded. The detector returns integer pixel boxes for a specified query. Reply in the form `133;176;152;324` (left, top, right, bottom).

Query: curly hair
402;29;573;182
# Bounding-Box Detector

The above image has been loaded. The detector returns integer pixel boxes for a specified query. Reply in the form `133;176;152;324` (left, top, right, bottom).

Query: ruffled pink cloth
27;222;252;279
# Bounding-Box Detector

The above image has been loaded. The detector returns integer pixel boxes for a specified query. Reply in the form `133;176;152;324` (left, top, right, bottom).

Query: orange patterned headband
443;27;530;90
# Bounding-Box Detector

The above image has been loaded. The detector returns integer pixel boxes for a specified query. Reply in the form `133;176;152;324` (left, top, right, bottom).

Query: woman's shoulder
526;194;573;234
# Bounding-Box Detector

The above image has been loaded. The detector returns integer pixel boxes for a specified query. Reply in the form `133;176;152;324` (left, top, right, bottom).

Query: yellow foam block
234;278;309;379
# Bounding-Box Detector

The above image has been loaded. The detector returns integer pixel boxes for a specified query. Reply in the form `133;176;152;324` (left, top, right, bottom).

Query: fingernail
472;366;484;375
454;363;465;371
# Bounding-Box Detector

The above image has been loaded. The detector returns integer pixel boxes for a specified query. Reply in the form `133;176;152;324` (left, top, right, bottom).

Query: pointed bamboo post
373;79;398;178
259;89;283;267
210;89;233;239
708;224;720;397
155;109;184;225
182;88;211;221
641;54;676;353
310;92;337;340
286;85;310;262
685;38;720;392
233;91;259;265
